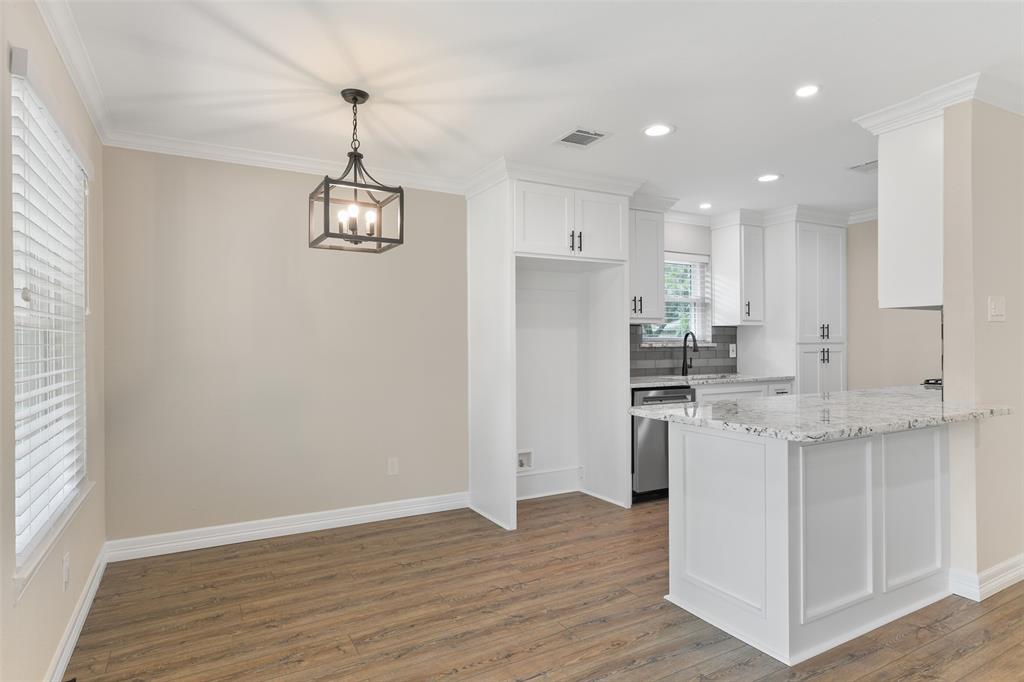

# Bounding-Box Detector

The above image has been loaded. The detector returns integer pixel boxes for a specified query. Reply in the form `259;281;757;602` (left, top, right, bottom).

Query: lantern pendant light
308;89;404;253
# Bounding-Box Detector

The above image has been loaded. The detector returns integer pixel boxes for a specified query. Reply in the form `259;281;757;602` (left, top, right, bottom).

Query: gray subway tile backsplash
630;325;738;377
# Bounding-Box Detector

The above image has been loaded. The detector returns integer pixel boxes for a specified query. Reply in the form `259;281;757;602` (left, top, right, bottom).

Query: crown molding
465;157;644;199
848;207;878;224
630;193;680;213
762;205;850;227
36;0;110;139
855;73;1023;136
105;129;466;194
664;211;710;227
711;209;762;229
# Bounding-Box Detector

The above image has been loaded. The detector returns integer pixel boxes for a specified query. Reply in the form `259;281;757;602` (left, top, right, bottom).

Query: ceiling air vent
557;128;608;148
848;160;878;174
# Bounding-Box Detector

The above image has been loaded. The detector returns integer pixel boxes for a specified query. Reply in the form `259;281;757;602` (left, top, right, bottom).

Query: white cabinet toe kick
666;423;951;666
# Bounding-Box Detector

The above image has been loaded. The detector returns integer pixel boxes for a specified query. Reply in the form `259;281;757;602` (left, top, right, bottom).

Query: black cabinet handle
820;324;826;340
569;230;575;252
632;297;637;314
820;348;826;364
825;323;830;340
639;296;643;314
745;301;751;317
578;231;583;252
826;347;831;364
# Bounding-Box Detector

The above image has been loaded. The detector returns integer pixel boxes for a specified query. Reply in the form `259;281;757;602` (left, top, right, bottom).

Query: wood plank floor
66;493;1024;681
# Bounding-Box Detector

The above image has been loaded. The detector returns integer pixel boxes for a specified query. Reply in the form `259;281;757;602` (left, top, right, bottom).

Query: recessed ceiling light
699;202;712;210
644;123;674;137
757;173;782;183
795;84;820;98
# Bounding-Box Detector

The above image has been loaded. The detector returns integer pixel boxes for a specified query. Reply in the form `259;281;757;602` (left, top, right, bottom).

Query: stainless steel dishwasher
632;386;696;493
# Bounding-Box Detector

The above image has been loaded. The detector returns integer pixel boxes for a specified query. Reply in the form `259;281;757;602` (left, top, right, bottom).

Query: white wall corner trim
848;207;878;224
105;492;469;562
516;465;583;500
949;553;1024;602
46;547;107;682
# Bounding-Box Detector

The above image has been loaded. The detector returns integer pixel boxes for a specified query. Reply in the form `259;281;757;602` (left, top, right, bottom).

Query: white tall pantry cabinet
467;160;636;530
736;206;849;394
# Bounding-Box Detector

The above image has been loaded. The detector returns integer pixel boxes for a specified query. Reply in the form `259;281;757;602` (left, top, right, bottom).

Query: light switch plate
729;343;737;358
988;295;1006;322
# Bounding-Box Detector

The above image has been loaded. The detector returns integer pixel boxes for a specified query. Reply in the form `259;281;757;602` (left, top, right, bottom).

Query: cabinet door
817;227;846;344
820;346;846;393
740;225;764;323
574;190;628;261
796;225;823;343
629;210;665;321
797;346;823;394
514;181;573;256
711;225;741;326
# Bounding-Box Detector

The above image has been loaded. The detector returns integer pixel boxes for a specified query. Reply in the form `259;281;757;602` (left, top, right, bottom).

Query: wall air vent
557;128;608;148
848;160;878;174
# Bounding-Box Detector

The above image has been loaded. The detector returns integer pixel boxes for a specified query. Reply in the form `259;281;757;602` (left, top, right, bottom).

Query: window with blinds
11;75;88;563
642;254;712;342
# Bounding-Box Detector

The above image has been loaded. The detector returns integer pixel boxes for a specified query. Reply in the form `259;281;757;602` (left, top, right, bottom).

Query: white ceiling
48;1;1024;212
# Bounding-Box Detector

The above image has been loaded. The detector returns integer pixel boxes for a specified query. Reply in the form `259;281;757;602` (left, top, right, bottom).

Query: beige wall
846;219;942;389
103;148;468;539
0;2;106;680
943;100;1024;574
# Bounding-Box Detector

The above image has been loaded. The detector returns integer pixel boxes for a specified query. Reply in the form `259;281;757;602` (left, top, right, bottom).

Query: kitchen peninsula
628;386;1011;665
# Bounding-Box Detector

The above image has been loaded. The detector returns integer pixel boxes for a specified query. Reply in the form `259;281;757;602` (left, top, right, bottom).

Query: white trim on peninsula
105;492;470;562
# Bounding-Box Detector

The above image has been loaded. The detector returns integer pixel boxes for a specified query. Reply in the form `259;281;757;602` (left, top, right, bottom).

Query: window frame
10;72;91;587
641;252;713;346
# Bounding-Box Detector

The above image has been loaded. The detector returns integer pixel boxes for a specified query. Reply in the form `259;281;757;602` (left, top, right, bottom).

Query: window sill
640;339;714;348
13;480;96;601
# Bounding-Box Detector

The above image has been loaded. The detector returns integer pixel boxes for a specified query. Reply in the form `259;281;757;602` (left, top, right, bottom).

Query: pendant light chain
351;101;361;152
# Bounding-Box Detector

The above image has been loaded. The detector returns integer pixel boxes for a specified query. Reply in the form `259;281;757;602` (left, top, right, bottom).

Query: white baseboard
105;492;469;562
517;465;581;500
950;553;1024;602
47;546;106;682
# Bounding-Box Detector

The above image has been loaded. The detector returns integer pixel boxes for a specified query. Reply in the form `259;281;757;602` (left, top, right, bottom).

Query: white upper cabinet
513;181;628;261
575;189;629;260
514;181;573;256
796;223;847;344
712;221;764;326
629;209;664;322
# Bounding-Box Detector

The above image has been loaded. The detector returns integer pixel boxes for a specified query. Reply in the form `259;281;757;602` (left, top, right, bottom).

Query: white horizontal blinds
646;254;711;340
12;75;88;562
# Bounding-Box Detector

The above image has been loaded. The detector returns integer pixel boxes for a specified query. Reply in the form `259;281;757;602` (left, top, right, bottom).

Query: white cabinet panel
800;438;872;623
575;190;628;260
797;226;822;344
741;225;765;323
797;224;847;344
514;181;573;256
712;223;763;326
817;227;846;344
798;347;824;394
797;345;846;394
696;383;768;403
820;346;845;393
629;210;665;321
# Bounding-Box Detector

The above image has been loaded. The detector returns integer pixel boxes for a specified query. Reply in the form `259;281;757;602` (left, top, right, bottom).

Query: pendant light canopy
309;89;404;253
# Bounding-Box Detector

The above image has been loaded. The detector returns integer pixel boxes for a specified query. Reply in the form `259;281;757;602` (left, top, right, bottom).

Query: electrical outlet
729;343;737;358
61;552;71;592
988;295;1006;322
517;449;533;471
387;457;399;476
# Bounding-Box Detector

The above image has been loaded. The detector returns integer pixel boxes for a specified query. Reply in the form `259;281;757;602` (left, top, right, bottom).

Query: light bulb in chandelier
365;209;377;235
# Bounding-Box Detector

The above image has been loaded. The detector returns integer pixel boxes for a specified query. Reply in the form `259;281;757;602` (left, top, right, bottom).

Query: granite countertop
630;373;795;388
627;386;1012;443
